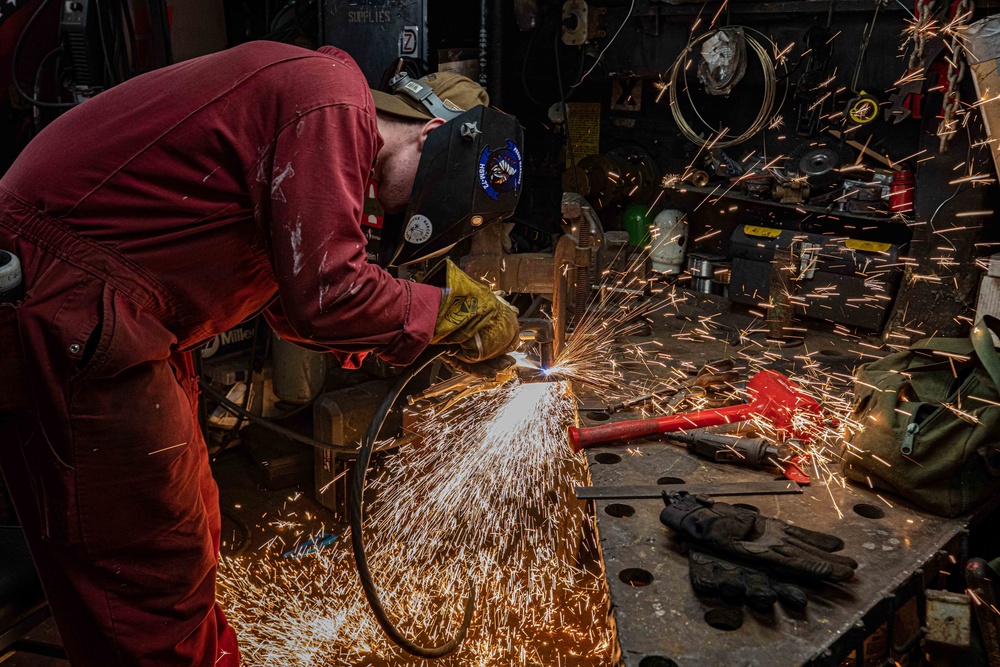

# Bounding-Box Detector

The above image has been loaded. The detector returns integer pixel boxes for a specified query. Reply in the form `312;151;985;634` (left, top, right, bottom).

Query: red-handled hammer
568;370;826;452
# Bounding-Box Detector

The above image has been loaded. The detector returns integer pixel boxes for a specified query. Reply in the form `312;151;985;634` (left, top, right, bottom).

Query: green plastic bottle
622;203;652;247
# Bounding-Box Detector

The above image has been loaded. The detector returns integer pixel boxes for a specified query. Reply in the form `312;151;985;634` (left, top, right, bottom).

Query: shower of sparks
547;228;867;518
208;8;1000;659
218;380;615;666
546;233;688;399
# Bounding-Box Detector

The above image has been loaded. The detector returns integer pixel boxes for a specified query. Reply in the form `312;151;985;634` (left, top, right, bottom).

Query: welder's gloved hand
687;549;807;612
430;259;520;365
660;492;858;583
445;353;517;379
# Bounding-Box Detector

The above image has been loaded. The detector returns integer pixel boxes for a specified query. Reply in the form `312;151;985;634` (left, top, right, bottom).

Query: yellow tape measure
845;239;891;253
847;92;880;125
744;225;782;238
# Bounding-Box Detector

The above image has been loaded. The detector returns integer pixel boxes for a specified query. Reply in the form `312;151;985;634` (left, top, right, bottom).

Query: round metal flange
798;148;839;176
764;336;805;349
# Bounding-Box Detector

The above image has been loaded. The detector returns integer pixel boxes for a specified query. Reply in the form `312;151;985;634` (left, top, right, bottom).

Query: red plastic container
890;170;914;214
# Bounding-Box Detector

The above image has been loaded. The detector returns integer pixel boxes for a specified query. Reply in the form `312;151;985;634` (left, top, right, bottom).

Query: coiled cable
668;26;777;148
349;347;476;659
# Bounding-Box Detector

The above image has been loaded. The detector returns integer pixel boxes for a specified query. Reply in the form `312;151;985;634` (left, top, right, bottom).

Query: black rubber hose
220;506;251;558
198;379;359;456
233;317;261;432
349;347;476;659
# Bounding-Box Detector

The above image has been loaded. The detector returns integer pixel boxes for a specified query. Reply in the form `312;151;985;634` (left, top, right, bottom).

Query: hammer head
746;370;825;439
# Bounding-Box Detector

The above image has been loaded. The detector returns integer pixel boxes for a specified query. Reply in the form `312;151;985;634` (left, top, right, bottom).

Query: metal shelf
645;0;1000;17
645;0;906;15
666;182;899;228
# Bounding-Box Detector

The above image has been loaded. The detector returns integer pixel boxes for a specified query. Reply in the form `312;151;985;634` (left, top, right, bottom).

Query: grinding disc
787;141;852;192
798;147;840;176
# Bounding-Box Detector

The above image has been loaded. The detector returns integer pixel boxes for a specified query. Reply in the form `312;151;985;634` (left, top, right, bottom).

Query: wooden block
970;61;1000;186
988;253;1000;278
976;274;1000;344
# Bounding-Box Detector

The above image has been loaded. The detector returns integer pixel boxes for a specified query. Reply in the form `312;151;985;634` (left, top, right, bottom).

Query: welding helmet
371;71;524;266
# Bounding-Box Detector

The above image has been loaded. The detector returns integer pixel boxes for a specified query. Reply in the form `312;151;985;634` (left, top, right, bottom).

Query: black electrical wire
113;1;127;80
220;506;252;557
120;0;136;76
198;379;360;455
93;0;119;86
32;47;63;131
553;29;579;194
11;0;76;109
118;0;138;78
349;347;476;659
519;12;583;109
115;0;137;81
261;1;316;44
108;0;123;82
234;317;261;432
95;0;137;86
34;48;62;96
154;0;173;65
519;23;546;107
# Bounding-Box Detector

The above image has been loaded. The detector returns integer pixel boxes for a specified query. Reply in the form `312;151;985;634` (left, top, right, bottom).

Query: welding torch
407;317;556;410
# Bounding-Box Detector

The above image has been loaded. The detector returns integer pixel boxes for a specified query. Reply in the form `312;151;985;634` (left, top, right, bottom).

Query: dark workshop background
4;0;1000;516
4;0;998;255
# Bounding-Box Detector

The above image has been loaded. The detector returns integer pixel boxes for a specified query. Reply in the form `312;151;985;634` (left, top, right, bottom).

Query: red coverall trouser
0;194;240;665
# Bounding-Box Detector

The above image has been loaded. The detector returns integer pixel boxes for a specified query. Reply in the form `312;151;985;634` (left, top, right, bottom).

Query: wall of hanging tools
499;0;1000;338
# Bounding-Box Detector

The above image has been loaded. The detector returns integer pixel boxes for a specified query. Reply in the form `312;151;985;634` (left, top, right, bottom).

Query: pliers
663;358;740;413
601;359;739;415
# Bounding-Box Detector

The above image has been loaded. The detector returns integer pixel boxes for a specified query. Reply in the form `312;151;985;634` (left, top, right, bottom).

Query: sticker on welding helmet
478;141;522;201
404;215;433;244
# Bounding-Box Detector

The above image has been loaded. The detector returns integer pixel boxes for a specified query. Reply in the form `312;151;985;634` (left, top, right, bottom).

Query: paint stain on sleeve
318;251;330;312
272;162;295;203
291;216;304;276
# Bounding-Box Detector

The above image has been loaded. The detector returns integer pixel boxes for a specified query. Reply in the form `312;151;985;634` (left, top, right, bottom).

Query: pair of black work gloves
660;492;858;612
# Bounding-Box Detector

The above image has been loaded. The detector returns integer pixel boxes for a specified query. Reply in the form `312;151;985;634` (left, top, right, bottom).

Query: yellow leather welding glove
431;260;520;364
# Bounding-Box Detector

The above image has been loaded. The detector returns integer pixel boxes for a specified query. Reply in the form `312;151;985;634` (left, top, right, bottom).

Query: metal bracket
925;589;972;647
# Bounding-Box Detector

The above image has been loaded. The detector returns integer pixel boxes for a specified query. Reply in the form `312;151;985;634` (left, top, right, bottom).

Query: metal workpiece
405;364;518;412
551;232;579;357
460;193;605;359
575;480;801;500
460;223;556;295
562;193;595;328
583;429;974;667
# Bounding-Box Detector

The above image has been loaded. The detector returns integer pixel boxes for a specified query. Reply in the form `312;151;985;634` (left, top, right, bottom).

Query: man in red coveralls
0;41;522;665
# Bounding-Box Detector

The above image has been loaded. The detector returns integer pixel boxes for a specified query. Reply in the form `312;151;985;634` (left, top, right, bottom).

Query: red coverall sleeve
258;103;441;368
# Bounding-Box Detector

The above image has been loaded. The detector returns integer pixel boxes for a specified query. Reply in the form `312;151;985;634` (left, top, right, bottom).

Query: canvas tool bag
842;317;1000;517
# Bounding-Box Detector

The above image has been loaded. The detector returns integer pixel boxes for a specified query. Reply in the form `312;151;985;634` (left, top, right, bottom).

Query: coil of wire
668;27;777;149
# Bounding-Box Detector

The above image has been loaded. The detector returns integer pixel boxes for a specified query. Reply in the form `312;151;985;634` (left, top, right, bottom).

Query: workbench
579;291;993;667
